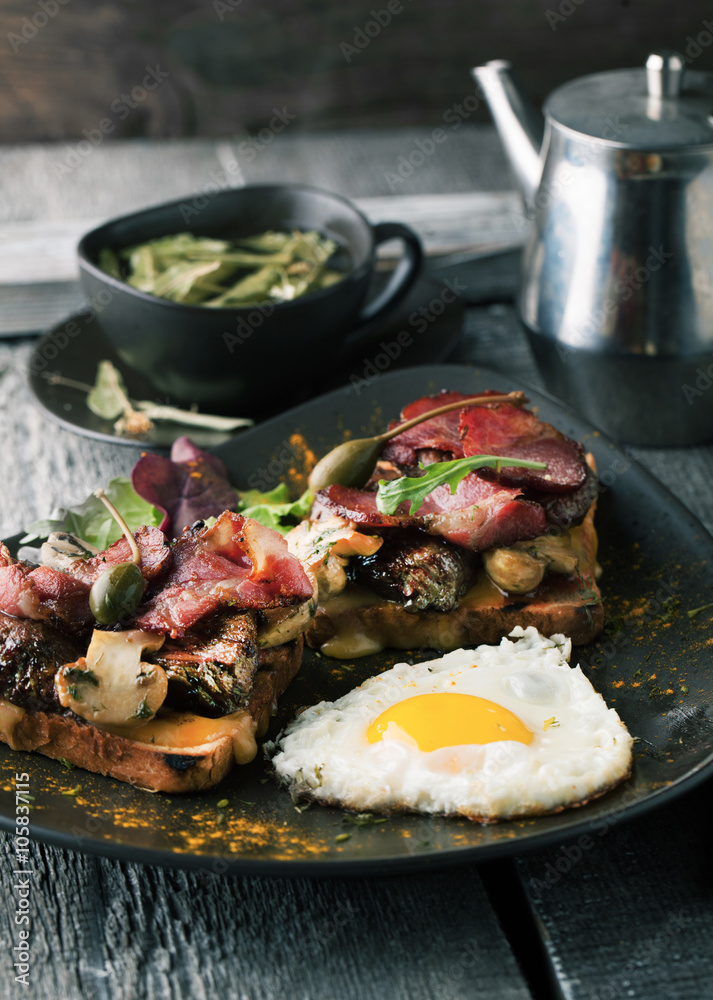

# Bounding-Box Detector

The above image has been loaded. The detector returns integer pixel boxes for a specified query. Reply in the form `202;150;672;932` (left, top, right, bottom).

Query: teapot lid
545;53;713;148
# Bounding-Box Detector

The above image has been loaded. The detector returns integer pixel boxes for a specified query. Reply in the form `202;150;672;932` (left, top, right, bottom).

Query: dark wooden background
1;0;712;142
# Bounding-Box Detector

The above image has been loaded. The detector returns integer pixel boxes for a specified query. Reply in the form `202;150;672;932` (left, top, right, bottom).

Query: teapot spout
471;60;544;207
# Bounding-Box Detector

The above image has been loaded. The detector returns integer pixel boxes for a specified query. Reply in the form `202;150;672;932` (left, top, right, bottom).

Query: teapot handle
357;222;423;325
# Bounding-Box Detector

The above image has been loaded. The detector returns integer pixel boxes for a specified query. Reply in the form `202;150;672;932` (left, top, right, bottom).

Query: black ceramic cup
77;184;423;412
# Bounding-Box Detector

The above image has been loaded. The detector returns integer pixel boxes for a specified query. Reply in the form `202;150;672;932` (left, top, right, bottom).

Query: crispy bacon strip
134;511;313;637
314;477;547;552
62;526;171;585
380;390;588;496
0;561;92;627
381;390;473;465
458;402;587;493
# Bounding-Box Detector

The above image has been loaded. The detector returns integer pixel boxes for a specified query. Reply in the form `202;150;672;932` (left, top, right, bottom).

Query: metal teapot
472;54;713;446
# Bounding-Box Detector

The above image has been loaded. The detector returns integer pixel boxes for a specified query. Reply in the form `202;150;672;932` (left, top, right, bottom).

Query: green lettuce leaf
21;477;164;549
237;484;313;535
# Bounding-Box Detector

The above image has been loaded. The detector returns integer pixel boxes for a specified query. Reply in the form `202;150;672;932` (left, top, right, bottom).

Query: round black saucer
27;272;464;449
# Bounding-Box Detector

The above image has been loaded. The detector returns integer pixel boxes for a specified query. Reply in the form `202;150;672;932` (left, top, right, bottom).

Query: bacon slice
315;476;547;552
134;511;313;637
62;526;171;585
380;390;475;465
459;403;587;493
0;561;92;627
0;563;40;619
379;390;588;498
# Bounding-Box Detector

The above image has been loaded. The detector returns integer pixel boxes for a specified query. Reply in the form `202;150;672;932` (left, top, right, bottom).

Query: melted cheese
0;699;26;749
321;628;384;659
104;709;258;764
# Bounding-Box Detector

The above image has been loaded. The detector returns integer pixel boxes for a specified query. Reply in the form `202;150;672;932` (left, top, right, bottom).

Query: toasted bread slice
305;502;602;658
1;638;303;793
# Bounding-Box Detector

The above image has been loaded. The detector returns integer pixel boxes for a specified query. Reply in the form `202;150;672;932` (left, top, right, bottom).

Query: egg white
271;627;634;821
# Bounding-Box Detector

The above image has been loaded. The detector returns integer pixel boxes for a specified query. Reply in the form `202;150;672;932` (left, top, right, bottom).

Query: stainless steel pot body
519;119;713;445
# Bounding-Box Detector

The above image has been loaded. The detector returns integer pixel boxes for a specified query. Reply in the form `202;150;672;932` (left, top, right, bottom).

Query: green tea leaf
125;245;158;292
205;265;282;307
152;260;225;303
234;231;293;252
98;247;122;279
106;229;342;307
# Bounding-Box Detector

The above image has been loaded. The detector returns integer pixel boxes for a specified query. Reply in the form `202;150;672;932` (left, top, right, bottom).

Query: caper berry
89;561;146;625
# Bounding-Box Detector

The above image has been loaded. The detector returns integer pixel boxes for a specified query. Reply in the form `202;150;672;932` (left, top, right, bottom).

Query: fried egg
270;627;633;821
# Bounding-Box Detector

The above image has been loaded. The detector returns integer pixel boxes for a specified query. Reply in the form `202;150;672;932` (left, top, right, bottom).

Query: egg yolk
366;693;532;752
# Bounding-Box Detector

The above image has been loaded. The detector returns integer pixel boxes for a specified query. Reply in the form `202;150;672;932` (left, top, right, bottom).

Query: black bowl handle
357;222;423;325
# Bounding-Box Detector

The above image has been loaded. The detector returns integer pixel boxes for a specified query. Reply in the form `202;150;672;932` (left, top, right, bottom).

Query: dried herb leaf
102;229;341;307
87;360;132;420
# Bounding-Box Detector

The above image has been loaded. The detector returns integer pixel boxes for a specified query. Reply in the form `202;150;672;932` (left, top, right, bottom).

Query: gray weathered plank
0;837;532;1000
516;776;713;1000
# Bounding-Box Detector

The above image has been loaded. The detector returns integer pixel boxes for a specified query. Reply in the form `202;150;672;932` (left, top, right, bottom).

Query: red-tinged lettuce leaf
131;436;238;537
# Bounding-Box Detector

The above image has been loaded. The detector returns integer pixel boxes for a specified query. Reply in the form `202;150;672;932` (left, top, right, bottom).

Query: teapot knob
646;51;684;98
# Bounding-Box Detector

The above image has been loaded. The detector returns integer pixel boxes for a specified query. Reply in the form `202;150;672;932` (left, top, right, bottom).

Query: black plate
26;273;463;449
3;364;713;876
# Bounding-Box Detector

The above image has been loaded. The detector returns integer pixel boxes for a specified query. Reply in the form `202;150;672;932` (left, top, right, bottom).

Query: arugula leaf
237;484;313;535
376;455;548;516
21;477;164;548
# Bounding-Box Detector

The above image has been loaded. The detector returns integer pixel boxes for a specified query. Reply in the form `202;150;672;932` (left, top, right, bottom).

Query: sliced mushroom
257;568;318;648
483;547;547;595
55;629;167;728
483;533;579;595
286;516;382;602
521;533;578;575
40;531;100;571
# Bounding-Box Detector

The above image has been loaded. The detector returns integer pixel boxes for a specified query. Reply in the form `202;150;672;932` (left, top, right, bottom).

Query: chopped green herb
61;785;82;797
64;667;99;686
335;832;351;843
342;812;388;827
680;684;689;695
58;757;75;770
133;698;153;721
657;596;680;624
216;798;229;809
687;603;713;619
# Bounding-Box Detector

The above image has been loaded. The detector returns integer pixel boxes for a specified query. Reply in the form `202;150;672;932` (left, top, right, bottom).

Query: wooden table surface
1;129;712;1000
